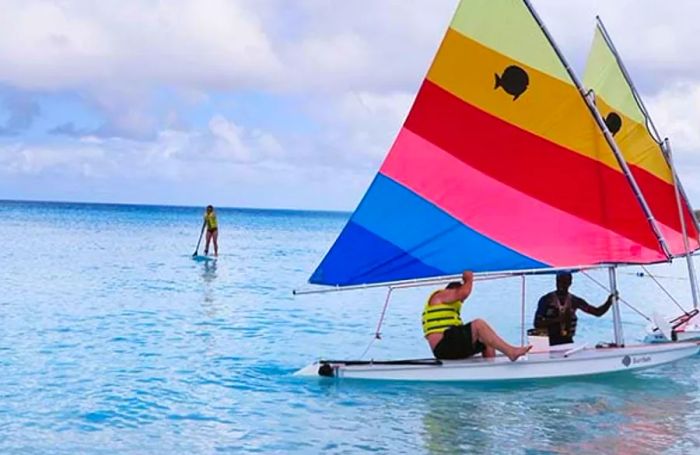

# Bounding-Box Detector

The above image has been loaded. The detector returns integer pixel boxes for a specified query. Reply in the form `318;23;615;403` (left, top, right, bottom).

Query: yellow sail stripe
595;97;673;184
449;0;570;83
583;27;645;124
427;27;621;173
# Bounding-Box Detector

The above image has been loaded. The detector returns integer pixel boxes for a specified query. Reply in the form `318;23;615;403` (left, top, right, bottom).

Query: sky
1;0;700;211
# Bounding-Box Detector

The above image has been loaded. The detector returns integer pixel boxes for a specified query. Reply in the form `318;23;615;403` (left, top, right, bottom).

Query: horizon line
0;198;351;215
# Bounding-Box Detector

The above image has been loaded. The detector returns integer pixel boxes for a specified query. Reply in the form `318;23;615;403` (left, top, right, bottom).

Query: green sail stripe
583;27;646;124
449;0;570;83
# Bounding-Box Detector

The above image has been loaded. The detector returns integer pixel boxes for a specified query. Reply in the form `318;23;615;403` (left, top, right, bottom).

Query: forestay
310;0;669;287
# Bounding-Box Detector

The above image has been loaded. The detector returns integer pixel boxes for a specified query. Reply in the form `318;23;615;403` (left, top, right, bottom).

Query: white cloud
307;91;415;166
4;1;700;208
206;115;288;163
0;140;106;175
535;0;700;87
0;125;371;209
208;115;253;162
645;82;700;200
3;1;699;95
647;82;700;152
0;0;282;92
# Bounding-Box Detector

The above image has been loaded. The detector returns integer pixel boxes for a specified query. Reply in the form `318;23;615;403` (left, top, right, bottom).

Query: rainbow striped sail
310;0;669;287
583;19;700;256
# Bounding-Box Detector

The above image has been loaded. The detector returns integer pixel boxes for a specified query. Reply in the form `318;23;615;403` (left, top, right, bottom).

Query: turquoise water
2;200;700;454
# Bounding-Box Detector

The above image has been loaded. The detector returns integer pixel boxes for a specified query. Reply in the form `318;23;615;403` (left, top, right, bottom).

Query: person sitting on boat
423;271;531;361
203;205;219;256
531;272;614;346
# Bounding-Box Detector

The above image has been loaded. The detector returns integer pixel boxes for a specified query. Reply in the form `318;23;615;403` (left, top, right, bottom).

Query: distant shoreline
0;198;351;216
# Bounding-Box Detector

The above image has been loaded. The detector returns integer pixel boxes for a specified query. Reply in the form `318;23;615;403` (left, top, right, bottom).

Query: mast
596;16;700;237
523;0;672;260
665;139;700;309
608;266;624;346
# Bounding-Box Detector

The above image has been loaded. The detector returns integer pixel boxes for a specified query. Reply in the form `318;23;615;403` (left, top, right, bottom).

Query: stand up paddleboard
192;254;218;262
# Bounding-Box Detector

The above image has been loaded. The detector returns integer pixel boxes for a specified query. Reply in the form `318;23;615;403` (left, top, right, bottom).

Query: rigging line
359;286;394;360
640;265;690;315
358;337;376;361
581;271;652;323
357;275;511;359
373;287;394;340
621;271;687;281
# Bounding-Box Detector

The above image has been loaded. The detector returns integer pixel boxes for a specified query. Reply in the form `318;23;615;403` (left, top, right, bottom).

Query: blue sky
2;0;700;210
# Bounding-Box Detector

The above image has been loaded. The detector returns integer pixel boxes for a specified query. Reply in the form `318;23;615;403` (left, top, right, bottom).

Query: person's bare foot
507;345;532;362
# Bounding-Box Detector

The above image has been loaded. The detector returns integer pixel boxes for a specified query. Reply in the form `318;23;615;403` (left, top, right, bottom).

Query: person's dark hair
206;205;214;211
446;281;462;289
556;272;573;288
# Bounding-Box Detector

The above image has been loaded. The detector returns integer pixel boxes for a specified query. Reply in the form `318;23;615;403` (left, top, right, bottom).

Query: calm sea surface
2;200;700;454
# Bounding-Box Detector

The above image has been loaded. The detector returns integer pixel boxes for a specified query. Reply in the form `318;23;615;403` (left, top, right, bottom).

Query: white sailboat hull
676;330;700;342
295;342;699;382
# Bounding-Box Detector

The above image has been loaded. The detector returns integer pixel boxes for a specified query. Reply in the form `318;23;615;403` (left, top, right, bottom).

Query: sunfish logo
622;355;631;367
494;65;529;100
633;356;652;364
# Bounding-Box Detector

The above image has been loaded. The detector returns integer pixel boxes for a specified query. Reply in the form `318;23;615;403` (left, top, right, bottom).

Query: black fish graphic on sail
604;112;622;136
494;65;529;100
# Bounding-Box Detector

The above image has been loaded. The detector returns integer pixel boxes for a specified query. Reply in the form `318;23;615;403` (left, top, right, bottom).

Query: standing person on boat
203;205;219;257
423;271;531;361
532;272;614;346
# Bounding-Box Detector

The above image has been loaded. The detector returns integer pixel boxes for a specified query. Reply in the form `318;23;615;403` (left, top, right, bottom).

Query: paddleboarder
203;205;219;256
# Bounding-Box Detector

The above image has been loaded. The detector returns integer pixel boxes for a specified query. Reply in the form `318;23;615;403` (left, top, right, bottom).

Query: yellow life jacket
422;290;463;336
205;212;218;230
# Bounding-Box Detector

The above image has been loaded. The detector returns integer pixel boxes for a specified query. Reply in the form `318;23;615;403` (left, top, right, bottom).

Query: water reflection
201;260;217;305
415;369;700;454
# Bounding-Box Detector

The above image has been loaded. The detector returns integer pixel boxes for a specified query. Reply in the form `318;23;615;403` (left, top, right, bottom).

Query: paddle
192;220;206;257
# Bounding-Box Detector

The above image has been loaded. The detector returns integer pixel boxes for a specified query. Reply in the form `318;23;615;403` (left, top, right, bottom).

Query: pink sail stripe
380;128;666;265
658;223;700;257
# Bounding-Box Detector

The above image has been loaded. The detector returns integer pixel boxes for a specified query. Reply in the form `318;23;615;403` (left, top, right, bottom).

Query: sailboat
582;17;700;343
294;0;700;381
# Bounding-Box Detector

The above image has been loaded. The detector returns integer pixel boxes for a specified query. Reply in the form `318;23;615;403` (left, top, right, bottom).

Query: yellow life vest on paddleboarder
422;291;463;336
204;212;218;230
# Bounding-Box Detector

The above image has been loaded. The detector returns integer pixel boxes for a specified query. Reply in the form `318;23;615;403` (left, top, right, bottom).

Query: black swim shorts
432;323;486;360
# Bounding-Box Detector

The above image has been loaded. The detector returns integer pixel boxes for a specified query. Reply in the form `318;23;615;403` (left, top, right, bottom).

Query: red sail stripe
630;163;699;251
403;79;663;253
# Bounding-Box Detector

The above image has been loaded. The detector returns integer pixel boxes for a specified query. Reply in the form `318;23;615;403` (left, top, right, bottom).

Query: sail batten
309;0;670;287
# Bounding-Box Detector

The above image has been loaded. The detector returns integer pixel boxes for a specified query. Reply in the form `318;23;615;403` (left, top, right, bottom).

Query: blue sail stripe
310;174;548;285
309;221;444;285
355;174;548;273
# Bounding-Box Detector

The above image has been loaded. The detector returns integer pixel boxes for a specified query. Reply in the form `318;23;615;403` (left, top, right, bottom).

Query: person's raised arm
429;271;474;305
576;293;615;317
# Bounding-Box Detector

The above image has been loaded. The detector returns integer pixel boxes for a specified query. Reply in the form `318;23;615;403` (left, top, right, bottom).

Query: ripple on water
2;202;700;453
